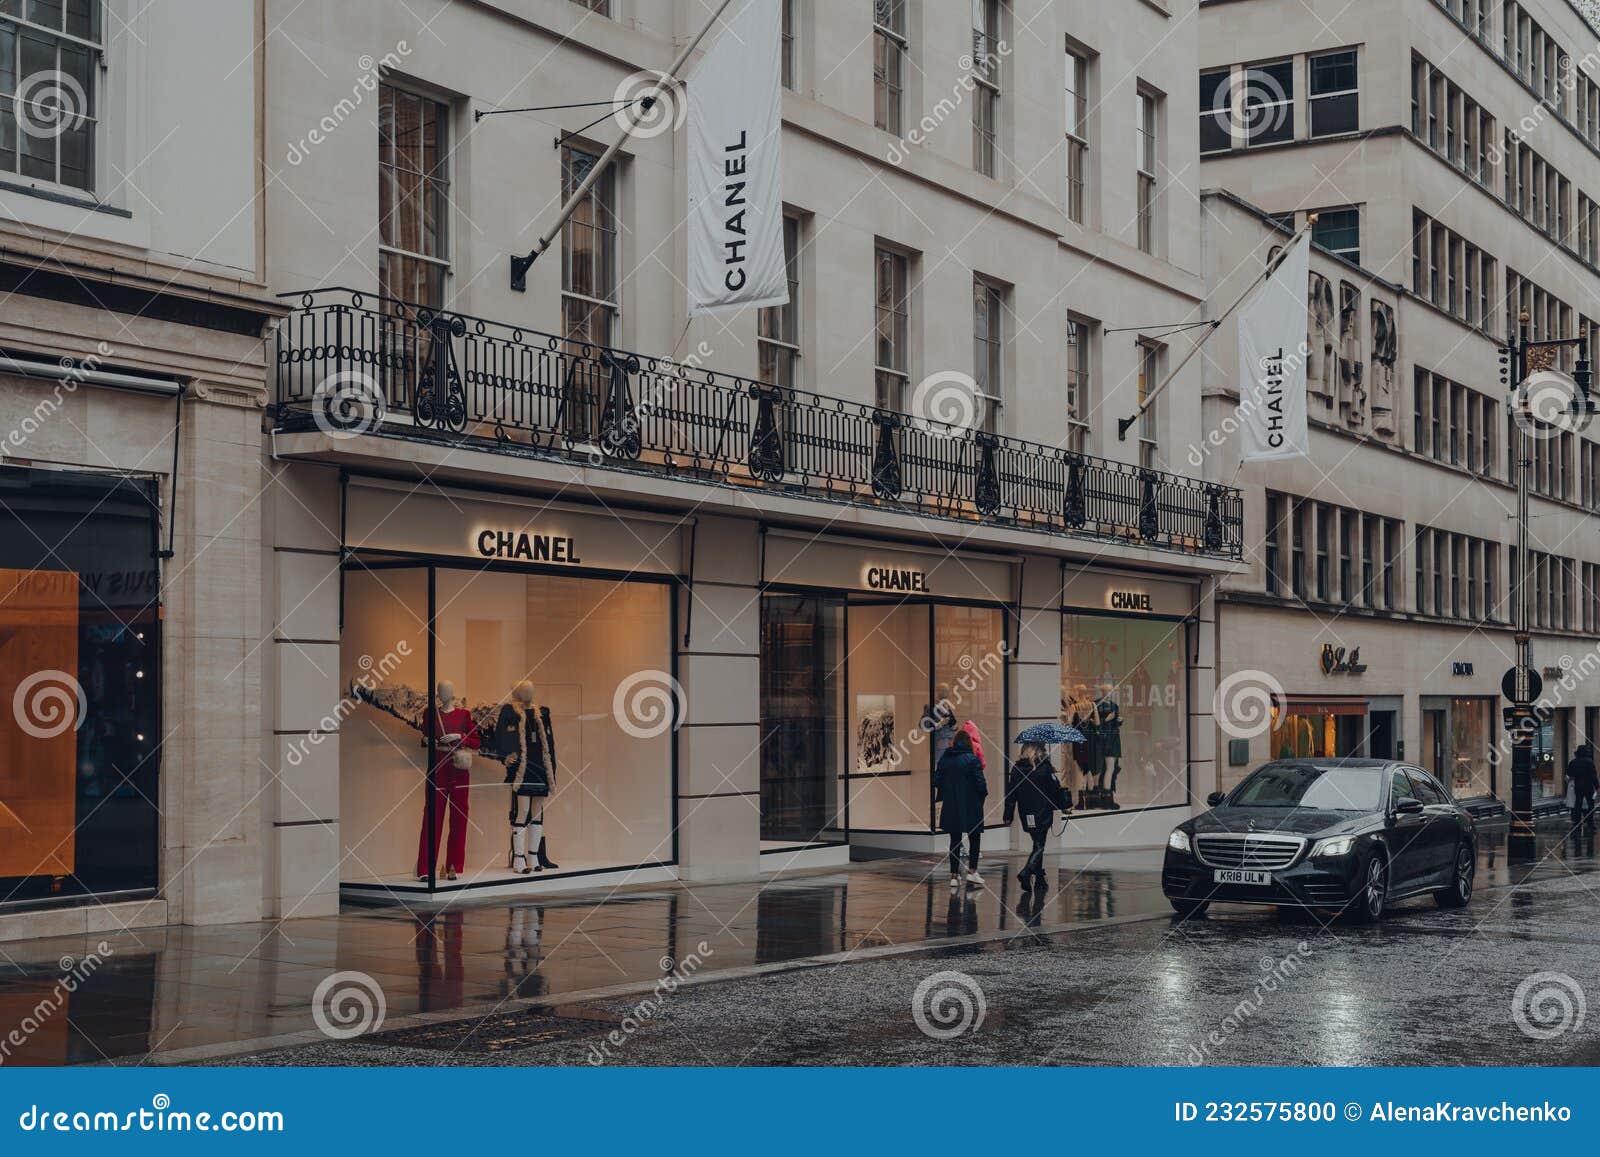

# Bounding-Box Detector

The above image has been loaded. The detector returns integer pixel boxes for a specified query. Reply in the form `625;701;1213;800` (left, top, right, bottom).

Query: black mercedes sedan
1162;759;1476;922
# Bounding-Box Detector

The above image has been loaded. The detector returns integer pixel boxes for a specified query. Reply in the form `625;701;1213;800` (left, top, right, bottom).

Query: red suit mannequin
417;681;481;881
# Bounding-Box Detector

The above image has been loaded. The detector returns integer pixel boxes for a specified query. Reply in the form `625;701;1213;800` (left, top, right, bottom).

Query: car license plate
1213;869;1270;886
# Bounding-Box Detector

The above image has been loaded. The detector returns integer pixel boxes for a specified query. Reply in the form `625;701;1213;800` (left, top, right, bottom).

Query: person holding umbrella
1005;722;1080;891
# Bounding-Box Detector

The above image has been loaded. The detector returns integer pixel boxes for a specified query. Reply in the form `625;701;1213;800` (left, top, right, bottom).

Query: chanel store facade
262;457;1224;912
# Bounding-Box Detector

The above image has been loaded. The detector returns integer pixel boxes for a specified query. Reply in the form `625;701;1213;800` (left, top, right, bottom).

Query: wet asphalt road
220;831;1600;1067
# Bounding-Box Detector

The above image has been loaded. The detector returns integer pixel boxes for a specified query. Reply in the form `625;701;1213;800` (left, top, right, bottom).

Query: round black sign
1501;665;1542;703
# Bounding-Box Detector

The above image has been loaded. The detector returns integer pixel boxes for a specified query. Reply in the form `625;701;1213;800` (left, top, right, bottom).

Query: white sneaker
949;875;961;889
965;871;983;886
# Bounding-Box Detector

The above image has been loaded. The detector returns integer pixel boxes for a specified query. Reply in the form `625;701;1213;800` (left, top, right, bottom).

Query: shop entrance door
1367;710;1397;760
758;595;844;845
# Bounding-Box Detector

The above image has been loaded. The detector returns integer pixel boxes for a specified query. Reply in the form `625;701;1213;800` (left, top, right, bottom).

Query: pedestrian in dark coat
1005;743;1065;891
934;728;988;888
1568;743;1598;826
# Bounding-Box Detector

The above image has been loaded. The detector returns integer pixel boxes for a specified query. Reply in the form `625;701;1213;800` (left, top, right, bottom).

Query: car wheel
1170;898;1209;918
1347;853;1387;924
1435;843;1475;908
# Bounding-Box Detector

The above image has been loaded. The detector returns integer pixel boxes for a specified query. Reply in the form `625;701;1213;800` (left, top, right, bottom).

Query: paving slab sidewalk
0;845;1171;1066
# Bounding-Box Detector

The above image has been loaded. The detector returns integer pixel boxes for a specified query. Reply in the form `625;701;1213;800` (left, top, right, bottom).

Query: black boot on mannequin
536;836;559;870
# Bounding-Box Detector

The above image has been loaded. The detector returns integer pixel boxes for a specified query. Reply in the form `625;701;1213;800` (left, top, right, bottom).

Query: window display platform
846;825;1015;855
1058;803;1190;852
759;841;851;872
341;862;678;904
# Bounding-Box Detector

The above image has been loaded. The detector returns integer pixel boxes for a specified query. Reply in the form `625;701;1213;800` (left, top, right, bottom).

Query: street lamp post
1501;311;1592;859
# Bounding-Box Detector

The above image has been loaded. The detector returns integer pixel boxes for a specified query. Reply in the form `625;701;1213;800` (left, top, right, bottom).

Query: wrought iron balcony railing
272;289;1243;559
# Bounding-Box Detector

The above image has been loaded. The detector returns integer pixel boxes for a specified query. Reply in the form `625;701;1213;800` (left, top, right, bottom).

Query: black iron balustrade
272;288;1244;559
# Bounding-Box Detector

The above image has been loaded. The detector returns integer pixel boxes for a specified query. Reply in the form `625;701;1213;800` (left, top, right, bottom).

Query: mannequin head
436;681;457;708
935;682;953;705
1099;681;1114;700
512;680;536;707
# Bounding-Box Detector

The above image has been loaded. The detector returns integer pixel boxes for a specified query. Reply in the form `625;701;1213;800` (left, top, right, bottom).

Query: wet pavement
217;824;1600;1067
4;823;1599;1067
0;843;1170;1066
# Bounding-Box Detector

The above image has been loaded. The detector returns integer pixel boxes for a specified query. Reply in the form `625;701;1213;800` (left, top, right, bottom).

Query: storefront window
340;563;675;889
1422;696;1494;799
844;602;1007;831
1270;704;1365;759
1061;614;1187;811
1533;708;1569;801
0;468;161;908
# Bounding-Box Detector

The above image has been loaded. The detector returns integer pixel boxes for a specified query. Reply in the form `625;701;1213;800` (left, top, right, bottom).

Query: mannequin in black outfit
497;680;561;873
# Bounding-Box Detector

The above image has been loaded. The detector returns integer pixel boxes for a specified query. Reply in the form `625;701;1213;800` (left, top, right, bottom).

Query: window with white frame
1135;87;1159;254
1312;206;1360;264
758;214;802;387
1309;49;1358;137
1242;59;1293;146
1199;67;1231;154
873;0;906;136
379;84;451;308
1064;45;1089;221
874;244;910;411
972;0;1000;176
0;0;101;193
1065;314;1094;453
1137;338;1162;467
972;275;1006;433
560;143;618;350
781;0;797;91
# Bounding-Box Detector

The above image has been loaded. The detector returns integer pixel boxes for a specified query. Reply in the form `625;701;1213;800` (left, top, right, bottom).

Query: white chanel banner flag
687;0;788;316
1238;231;1311;463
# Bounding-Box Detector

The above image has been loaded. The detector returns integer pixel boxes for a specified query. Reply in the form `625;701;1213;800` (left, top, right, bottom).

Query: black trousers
1576;790;1596;825
948;829;981;876
1022;822;1050;879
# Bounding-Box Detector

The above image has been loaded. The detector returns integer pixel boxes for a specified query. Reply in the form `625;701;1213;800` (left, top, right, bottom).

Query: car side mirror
1394;798;1425;816
1206;791;1226;807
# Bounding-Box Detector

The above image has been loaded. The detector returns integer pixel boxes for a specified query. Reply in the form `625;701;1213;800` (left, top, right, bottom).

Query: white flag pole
510;0;739;291
1116;213;1317;444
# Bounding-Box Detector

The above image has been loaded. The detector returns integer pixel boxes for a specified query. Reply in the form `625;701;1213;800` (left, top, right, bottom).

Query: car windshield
1228;764;1382;811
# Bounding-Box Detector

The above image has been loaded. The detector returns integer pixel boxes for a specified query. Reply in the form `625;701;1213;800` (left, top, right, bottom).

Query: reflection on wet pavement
0;822;1589;1066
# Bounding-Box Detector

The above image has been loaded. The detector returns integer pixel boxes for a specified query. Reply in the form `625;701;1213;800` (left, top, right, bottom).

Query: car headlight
1312;835;1356;858
1167;829;1191;853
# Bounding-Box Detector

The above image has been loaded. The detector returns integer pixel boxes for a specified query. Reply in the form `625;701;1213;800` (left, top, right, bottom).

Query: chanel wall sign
476;529;582;564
